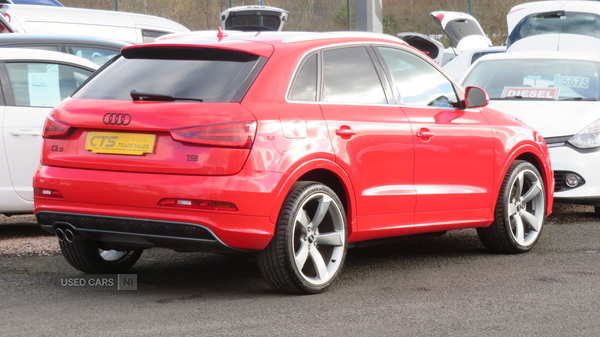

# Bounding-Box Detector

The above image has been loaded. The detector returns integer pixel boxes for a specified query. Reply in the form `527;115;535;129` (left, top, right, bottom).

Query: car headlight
568;118;600;149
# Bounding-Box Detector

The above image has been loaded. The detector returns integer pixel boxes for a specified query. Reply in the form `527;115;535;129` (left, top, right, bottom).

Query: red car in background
0;5;14;33
33;31;554;294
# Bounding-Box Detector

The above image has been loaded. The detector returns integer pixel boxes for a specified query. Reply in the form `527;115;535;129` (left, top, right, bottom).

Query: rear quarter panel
241;41;358;235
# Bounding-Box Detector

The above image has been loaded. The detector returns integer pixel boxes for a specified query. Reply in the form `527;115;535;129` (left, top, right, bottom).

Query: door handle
335;129;356;136
416;129;434;141
336;126;356;138
10;129;41;137
416;131;434;138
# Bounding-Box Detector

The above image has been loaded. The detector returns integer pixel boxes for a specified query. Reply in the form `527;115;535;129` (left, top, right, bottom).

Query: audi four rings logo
103;113;132;125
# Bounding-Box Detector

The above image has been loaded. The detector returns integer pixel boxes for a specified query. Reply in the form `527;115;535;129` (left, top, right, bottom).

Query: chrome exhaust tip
56;228;65;242
65;229;76;243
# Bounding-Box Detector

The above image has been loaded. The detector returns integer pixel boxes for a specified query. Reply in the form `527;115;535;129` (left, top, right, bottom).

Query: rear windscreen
508;11;600;47
74;47;263;103
225;11;281;31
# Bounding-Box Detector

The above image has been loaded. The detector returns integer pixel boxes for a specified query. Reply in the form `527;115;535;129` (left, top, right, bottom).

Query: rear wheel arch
268;160;356;235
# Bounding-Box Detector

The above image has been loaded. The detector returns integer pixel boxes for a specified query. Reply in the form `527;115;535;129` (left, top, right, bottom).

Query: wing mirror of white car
464;86;489;109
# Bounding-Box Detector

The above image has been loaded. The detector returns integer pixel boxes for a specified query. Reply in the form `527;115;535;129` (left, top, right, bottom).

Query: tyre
258;182;348;294
478;160;546;254
595;206;600;217
59;240;143;274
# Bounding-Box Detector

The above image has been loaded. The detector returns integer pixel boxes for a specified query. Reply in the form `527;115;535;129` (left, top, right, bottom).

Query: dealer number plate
85;132;156;155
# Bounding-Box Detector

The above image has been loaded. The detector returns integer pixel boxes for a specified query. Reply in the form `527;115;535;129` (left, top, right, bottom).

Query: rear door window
5;62;93;107
322;46;387;104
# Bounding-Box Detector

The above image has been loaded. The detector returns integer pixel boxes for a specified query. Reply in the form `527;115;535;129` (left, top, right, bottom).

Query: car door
375;46;495;231
0;60;93;202
0;84;11;207
317;45;416;241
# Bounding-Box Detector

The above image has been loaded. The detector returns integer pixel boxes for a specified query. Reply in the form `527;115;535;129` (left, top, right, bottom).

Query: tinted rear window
74;47;263;103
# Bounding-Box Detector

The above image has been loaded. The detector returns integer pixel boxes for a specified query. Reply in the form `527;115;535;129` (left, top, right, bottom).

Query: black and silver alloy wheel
478;160;546;253
258;181;347;294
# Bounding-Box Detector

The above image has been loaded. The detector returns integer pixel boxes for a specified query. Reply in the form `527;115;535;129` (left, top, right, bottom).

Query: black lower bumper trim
36;211;246;253
554;198;600;207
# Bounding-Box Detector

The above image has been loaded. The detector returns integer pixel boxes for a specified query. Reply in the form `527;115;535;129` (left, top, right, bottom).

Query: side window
6;45;59;52
378;47;458;107
289;53;317;101
142;30;170;42
5;62;93;107
69;46;121;66
322;46;387;104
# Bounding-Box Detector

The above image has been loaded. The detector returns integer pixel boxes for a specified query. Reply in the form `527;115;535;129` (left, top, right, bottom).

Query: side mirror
464;86;489;108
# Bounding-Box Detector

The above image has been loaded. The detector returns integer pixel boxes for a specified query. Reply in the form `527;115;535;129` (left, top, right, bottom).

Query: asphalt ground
0;203;599;336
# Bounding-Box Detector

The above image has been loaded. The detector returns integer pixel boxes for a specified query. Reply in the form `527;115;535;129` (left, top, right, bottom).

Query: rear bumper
34;165;280;251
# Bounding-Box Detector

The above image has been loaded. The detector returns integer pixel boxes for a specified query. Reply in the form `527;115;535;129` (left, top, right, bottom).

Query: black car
0;34;130;65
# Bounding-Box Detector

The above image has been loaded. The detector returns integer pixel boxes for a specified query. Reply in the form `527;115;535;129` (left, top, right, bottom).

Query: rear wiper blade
492;96;524;100
492;96;557;101
559;97;597;101
130;90;203;102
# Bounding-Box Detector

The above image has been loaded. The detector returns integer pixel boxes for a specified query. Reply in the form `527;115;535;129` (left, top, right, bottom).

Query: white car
443;46;506;81
0;48;98;215
431;11;491;56
461;51;600;215
2;4;190;43
507;0;600;49
399;11;494;67
426;11;503;79
441;1;600;79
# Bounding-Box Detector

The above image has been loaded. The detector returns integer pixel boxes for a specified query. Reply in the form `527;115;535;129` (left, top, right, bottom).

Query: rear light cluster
43;116;72;138
42;116;256;149
170;121;256;149
158;198;238;211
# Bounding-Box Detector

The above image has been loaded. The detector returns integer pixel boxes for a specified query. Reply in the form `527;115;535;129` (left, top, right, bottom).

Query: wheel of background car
477;160;546;253
257;181;347;294
595;206;600;218
59;240;143;273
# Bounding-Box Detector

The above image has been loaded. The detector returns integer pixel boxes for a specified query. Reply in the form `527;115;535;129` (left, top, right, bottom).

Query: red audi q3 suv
34;31;554;294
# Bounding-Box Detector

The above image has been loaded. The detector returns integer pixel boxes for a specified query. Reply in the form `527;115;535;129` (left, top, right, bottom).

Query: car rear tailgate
41;98;257;175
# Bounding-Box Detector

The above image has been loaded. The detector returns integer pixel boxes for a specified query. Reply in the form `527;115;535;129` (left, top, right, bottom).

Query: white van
3;4;190;43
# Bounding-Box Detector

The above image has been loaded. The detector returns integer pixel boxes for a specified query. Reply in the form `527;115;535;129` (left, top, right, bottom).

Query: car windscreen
462;58;600;101
74;47;263;103
508;11;600;47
